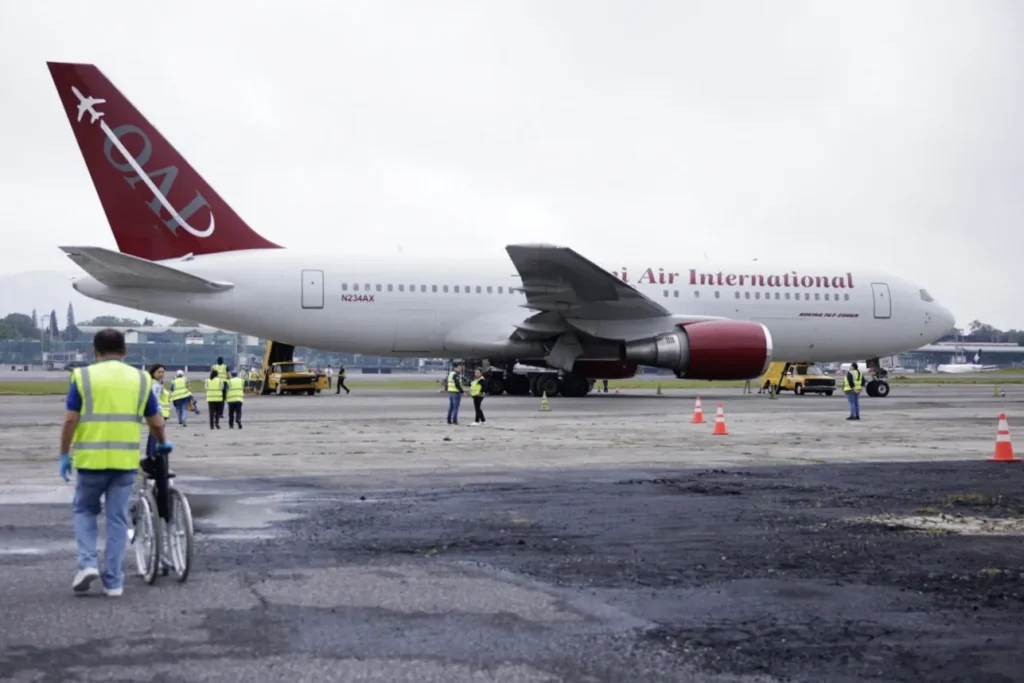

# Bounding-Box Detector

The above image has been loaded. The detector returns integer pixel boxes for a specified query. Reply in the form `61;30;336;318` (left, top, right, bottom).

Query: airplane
936;350;1000;374
45;61;956;399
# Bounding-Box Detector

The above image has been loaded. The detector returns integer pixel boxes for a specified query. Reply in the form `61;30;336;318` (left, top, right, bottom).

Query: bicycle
129;446;194;584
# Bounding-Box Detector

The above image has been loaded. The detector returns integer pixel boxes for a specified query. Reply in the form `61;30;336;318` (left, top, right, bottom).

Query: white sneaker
104;586;123;597
72;567;99;594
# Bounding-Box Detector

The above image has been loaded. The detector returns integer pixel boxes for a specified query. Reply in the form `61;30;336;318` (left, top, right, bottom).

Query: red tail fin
47;62;281;261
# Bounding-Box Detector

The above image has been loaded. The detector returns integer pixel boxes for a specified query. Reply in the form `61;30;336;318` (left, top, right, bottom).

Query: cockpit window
919;289;935;302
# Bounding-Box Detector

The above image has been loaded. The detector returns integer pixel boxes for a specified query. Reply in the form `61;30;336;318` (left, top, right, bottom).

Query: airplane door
871;282;891;319
301;269;324;309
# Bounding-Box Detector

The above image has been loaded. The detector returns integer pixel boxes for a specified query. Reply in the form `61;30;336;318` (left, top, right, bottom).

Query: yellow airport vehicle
760;361;836;396
259;341;326;395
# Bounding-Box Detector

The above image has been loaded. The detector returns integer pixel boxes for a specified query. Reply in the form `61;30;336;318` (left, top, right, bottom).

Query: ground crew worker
226;370;245;429
59;329;171;597
470;367;487;425
247;367;260;393
204;368;227;429
446;362;467;425
335;364;350;395
213;357;229;381
169;370;192;426
145;364;171;458
844;362;863;420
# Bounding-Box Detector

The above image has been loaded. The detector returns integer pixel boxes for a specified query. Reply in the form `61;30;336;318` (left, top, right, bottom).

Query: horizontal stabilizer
59;246;234;293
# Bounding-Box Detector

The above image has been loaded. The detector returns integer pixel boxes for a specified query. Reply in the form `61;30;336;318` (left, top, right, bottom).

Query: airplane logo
72;86;106;124
68;86;216;239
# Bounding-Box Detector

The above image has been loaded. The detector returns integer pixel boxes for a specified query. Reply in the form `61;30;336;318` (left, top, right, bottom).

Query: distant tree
82;315;141;327
0;320;15;340
171;319;199;327
1;313;38;339
142;318;155;326
48;309;59;337
66;303;76;329
31;309;37;331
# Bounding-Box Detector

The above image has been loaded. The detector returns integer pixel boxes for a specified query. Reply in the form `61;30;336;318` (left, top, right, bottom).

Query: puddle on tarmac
0;540;78;556
0;485;74;505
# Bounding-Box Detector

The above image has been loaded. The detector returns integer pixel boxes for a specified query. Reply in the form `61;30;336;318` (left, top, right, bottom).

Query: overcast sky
0;1;1021;329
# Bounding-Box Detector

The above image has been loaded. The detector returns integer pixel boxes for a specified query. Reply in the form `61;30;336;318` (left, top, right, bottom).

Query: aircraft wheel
537;375;560;397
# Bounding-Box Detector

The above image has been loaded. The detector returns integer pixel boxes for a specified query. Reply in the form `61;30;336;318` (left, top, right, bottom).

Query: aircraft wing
505;244;670;320
60;246;234;293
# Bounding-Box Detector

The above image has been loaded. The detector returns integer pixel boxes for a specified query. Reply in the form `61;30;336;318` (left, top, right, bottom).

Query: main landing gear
477;367;594;398
864;357;890;398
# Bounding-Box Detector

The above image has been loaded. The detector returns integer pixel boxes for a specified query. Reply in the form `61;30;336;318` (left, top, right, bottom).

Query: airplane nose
938;304;956;334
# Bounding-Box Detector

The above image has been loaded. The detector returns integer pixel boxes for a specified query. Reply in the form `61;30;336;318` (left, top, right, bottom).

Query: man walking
226;370;245;429
446;362;467;425
335;364;350;395
843;362;863;420
60;329;171;597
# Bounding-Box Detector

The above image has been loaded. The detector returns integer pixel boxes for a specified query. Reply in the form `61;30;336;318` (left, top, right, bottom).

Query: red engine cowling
571;359;639;380
622;320;773;380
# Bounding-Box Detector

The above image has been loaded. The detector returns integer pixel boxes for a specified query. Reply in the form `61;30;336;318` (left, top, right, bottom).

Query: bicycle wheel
132;488;161;585
165;486;194;582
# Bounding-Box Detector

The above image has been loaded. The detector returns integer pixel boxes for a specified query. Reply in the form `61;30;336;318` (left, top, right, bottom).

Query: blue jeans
845;391;860;418
72;469;137;590
447;392;462;423
173;398;189;424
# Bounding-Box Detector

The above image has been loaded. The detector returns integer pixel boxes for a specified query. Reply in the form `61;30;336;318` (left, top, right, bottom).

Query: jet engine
622;320;773;380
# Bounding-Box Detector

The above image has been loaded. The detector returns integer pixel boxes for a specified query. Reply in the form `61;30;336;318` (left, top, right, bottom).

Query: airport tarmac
1;386;1022;682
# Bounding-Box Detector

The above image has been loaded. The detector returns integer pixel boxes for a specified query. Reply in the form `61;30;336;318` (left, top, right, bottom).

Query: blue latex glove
59;453;72;482
155;441;174;454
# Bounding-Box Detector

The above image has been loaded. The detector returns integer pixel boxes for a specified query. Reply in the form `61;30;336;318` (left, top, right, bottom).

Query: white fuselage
71;249;955;364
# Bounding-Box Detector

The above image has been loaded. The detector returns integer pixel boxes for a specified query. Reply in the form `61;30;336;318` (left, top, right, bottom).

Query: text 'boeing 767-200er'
46;61;955;399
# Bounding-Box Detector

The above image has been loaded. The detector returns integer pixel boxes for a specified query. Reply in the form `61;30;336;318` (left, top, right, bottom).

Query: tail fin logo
71;86;215;239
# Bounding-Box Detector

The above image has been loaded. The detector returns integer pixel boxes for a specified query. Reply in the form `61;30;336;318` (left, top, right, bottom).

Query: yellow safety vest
158;384;171;418
447;371;459;393
170;376;191;401
214;363;228;379
205;376;225;402
470;377;483;397
843;369;863;392
226;376;245;403
71;360;152;471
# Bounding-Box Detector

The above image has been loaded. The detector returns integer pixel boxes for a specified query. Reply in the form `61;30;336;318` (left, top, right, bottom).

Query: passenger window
714;291;720;299
421;285;427;292
755;292;761;300
476;285;481;293
387;284;393;292
774;293;780;300
814;293;819;300
693;291;698;298
354;284;360;291
486;286;492;294
454;285;460;293
735;291;740;299
804;293;810;300
784;293;790;300
432;285;437;293
663;290;669;297
376;284;382;292
342;283;348;291
398;284;404;292
844;293;850;301
466;286;471;294
744;292;750;299
364;284;370;291
443;285;448;293
498;286;504;294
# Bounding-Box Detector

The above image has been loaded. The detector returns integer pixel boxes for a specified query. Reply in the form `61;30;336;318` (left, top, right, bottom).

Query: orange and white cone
712;404;728;435
692;396;705;424
988;413;1019;462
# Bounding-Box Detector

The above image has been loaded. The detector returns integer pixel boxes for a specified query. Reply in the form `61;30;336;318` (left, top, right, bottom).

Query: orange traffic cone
989;413;1019;462
692;396;705;424
712;404;728;435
